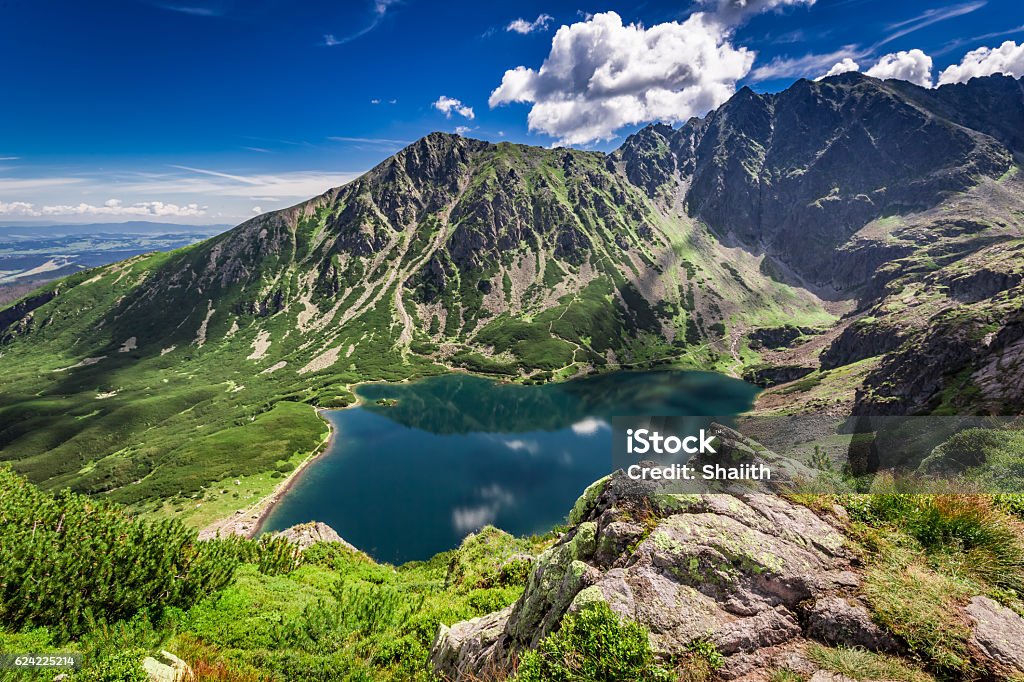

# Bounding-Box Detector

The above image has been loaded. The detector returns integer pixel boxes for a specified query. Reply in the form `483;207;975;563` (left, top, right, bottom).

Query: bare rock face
274;521;358;552
966;595;1024;675
430;469;891;681
142;650;192;682
805;596;901;654
430;606;513;680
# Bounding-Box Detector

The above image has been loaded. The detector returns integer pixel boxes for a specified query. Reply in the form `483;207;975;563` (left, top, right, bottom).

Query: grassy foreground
2;465;1024;681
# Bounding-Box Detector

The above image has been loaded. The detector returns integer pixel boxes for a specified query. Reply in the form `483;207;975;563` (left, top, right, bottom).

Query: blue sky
1;0;1022;224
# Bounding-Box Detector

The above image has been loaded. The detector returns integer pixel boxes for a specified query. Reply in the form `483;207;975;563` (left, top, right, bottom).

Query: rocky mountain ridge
0;73;1022;508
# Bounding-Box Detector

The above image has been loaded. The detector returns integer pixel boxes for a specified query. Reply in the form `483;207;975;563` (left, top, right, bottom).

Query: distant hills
1;73;1022;512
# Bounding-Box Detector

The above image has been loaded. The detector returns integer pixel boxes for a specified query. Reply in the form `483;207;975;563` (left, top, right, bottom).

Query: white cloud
322;0;399;46
252;206;263;214
938;40;1024;85
370;98;381;104
570;417;610;436
816;49;934;87
454;125;475;135
816;57;860;79
702;0;815;25
433;95;475;120
507;13;553;34
0;156;19;161
0;199;206;218
489;11;756;145
865;49;933;87
876;1;985;48
0;201;38;216
751;47;861;81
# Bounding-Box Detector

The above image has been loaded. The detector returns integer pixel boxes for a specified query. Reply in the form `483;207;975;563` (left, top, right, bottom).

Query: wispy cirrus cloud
877;1;986;47
321;0;400;46
506;14;554;35
750;46;864;81
328;136;410;146
752;1;986;84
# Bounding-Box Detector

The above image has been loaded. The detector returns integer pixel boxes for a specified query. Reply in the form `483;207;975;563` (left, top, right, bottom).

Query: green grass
806;644;934;682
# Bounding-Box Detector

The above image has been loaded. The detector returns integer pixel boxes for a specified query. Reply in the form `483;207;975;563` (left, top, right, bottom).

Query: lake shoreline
199;407;337;540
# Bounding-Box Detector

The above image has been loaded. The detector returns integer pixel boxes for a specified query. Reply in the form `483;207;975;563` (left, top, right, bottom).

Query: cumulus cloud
507;13;553;34
433;95;475;120
0;198;206;217
938;40;1024;85
489;11;756;145
816;57;860;79
0;201;37;216
864;49;933;87
816;50;934;87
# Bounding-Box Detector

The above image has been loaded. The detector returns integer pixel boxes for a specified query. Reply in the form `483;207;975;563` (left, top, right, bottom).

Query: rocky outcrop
274;521;357;552
432;465;1024;681
431;469;880;681
743;364;815;388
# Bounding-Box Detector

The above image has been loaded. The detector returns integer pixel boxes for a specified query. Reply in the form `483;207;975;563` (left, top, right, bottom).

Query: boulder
966;595;1024;674
142;650;191;682
273;521;358;552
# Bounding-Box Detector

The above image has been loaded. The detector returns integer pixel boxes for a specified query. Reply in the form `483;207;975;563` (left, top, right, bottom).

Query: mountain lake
260;371;758;563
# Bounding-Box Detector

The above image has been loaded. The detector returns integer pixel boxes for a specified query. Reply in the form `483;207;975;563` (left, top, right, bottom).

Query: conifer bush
0;467;300;641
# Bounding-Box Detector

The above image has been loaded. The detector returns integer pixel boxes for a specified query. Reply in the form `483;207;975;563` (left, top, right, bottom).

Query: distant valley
0;221;227;304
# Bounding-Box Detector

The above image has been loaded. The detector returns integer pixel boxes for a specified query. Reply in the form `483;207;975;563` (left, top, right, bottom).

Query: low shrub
514;602;673;682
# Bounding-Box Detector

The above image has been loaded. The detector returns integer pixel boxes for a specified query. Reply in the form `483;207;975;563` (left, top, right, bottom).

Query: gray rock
966;595;1024;674
273;521;358;552
142;650;191;682
808;672;857;682
430;606;512;681
806;596;902;653
431;467;871;681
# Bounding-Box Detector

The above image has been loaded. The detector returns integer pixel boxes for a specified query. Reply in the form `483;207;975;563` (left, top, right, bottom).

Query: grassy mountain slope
0;134;829;517
2;73;1023;521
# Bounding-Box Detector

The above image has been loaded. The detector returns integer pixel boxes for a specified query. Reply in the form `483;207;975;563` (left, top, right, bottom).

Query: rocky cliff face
613;73;1021;291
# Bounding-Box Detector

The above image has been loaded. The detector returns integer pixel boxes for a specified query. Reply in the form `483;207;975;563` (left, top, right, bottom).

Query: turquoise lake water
261;371;757;563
